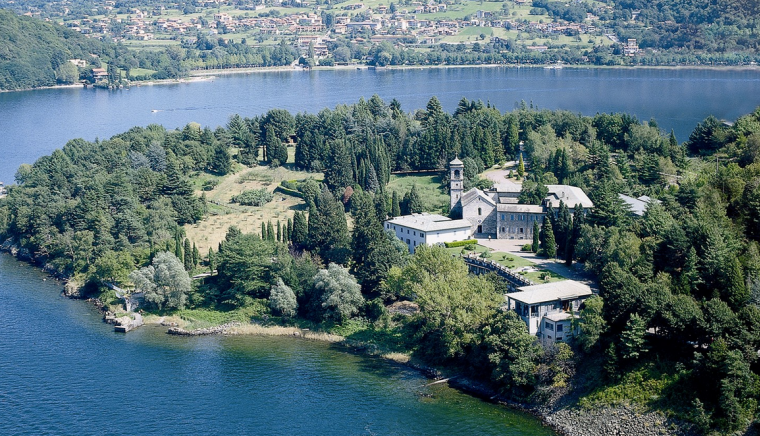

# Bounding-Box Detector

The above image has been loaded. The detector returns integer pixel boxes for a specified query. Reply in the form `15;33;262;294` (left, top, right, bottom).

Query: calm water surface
1;66;759;181
0;255;556;435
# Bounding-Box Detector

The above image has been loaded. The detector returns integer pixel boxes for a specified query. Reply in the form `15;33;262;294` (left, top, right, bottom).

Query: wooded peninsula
1;96;760;434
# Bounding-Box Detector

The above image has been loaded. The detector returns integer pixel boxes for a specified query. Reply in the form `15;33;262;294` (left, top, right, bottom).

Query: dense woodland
2;97;760;433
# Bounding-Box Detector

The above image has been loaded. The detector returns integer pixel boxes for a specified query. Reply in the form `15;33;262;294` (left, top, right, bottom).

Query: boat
544;62;563;70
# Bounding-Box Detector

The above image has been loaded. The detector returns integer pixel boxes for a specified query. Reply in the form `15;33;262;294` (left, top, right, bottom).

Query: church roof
450;157;463;166
497;204;545;213
460;188;496;207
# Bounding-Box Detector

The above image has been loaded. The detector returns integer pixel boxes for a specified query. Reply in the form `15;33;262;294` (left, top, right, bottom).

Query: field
387;173;450;213
185;147;319;253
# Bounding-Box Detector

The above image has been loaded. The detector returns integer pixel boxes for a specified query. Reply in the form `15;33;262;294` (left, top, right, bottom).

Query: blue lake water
1;66;759;434
1;66;759;182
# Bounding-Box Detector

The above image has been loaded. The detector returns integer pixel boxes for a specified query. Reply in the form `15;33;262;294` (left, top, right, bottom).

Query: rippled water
0;255;555;435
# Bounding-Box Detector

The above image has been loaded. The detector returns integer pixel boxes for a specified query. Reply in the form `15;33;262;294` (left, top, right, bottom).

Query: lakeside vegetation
2;96;760;433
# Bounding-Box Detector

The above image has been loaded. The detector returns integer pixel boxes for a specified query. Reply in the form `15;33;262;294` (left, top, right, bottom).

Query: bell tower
450;157;464;213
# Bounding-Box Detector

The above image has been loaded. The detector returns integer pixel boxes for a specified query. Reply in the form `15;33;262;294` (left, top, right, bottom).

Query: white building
449;158;593;240
505;280;593;342
384;213;472;253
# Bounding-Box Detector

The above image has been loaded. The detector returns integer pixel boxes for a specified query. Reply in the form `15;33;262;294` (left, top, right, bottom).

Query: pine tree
541;217;556;258
183;238;193;271
391;191;401;217
351;193;383;268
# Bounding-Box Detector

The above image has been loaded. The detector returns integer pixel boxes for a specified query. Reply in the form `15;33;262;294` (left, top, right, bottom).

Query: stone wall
462;197;496;237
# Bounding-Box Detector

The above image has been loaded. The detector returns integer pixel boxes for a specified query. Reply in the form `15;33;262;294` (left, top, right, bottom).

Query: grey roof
460;188;496;207
450;157;463;166
545;312;575;322
508;280;593;304
497;204;545;213
619;194;661;217
544;185;594;209
385;213;472;232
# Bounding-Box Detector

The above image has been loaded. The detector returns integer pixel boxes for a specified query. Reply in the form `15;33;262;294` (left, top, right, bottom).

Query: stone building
449;158;593;240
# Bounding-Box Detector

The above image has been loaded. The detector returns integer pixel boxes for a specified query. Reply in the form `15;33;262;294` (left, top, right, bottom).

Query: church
448;157;594;240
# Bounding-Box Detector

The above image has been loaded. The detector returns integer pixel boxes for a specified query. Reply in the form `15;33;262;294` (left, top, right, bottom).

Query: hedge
444;239;478;248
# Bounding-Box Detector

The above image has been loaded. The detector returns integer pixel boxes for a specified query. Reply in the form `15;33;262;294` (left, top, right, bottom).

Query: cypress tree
292;211;308;248
261;221;267;239
266;221;274;241
566;204;584;266
391;191;401;217
208;247;216;273
542;217;556;258
286;218;293;242
183;238;193;271
192;242;200;267
174;230;183;260
407;184;423;214
276;221;282;242
517;154;525;178
532;220;540;253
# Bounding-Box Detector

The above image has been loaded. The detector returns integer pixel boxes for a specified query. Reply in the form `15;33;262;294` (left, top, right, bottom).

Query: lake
1;65;758;434
1;66;759;182
0;255;555;435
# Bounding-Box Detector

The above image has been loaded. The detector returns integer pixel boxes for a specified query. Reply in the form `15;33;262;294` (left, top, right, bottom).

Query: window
406;239;410;244
556;324;564;333
478;207;482;215
501;214;505;220
510;214;514;220
531;305;538;317
477;225;483;233
545;322;554;331
420;233;424;238
413;231;416;236
501;227;505;232
519;228;524;233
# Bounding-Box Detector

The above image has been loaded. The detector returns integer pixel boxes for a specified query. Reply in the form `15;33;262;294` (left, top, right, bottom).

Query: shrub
444;239;478;248
231;188;274;206
202;179;219;191
521;244;532;251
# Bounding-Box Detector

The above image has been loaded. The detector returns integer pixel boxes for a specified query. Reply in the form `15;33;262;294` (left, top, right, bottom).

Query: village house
384;213;472;253
505;280;593;342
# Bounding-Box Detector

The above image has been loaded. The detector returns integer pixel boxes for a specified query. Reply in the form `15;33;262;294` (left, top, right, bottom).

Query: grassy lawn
448;244;565;283
129;67;157;77
387;173;449;213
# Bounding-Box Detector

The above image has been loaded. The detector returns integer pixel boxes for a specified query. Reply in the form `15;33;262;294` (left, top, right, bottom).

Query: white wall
385;222;471;253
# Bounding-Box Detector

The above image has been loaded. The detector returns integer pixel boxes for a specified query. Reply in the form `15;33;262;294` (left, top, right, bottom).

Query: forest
1;97;760;433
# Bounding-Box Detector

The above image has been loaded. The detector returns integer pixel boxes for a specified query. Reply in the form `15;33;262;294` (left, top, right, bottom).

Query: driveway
477;238;598;290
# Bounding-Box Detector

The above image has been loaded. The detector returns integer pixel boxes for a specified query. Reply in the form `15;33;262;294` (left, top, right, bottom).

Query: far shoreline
2;62;758;94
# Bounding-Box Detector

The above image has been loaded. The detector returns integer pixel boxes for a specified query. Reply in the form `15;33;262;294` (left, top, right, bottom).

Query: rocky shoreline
0;242;697;436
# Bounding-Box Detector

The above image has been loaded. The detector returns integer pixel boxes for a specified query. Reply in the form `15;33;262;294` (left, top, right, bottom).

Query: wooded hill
0;9;111;90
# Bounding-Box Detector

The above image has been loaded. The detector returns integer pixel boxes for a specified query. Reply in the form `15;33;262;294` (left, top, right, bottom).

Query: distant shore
2;62;757;94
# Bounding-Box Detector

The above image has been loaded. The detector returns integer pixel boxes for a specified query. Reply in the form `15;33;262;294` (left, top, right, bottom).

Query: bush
521;244;532;251
444;239;479;248
231;188;274;206
202;179;219;191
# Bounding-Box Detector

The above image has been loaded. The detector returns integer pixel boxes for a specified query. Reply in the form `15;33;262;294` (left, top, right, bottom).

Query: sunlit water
0;255;555;435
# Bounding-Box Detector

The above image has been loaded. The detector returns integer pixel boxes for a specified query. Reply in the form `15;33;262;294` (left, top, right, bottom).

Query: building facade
384;213;472;253
449;158;593;240
505;280;593;343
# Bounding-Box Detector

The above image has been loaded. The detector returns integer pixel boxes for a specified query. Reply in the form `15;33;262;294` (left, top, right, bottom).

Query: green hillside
0;9;108;90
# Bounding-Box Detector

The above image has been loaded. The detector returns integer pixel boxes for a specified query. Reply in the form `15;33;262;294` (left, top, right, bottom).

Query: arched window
454;169;460;179
478;207;482;215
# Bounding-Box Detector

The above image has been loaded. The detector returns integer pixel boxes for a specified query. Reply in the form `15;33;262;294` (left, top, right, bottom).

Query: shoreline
0;244;696;436
2;62;757;94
